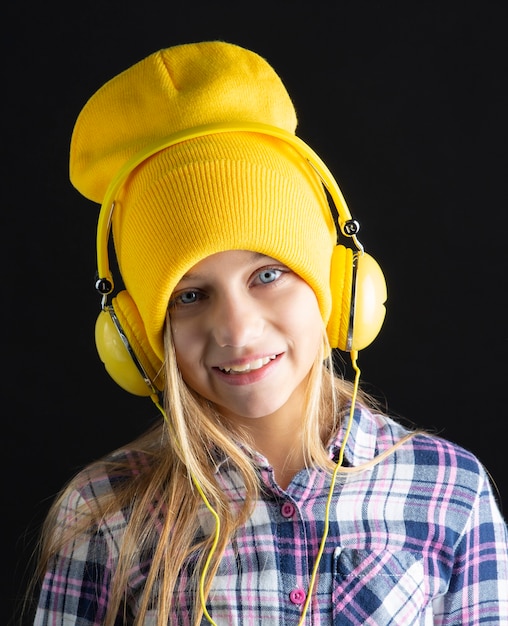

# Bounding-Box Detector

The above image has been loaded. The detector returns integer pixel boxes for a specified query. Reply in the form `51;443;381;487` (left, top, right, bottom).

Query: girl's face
169;250;324;424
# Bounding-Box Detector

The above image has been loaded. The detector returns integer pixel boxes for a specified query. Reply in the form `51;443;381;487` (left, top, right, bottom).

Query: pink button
289;588;306;605
281;502;295;518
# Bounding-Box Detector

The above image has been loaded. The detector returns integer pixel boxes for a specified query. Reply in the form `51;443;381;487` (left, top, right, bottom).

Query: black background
4;1;507;621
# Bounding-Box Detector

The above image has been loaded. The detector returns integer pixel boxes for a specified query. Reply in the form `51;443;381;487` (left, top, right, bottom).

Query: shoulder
356;408;494;496
372;411;498;508
352;409;508;538
367;408;480;462
58;448;155;519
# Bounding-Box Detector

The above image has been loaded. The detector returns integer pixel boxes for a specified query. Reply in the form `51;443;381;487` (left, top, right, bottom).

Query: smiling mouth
218;355;277;374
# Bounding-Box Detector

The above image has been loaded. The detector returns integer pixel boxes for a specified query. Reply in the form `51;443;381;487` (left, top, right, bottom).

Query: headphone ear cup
95;290;164;396
327;245;387;351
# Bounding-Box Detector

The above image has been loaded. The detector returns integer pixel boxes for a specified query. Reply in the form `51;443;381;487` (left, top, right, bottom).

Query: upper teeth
220;355;276;373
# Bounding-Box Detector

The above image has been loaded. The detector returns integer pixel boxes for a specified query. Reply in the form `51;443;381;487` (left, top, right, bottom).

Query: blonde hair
27;317;385;626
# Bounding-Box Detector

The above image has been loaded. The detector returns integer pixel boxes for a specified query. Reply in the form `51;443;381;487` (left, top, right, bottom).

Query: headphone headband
96;121;363;298
92;121;387;396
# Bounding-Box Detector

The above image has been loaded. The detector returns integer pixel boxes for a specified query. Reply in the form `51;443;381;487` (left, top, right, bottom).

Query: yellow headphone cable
151;350;360;625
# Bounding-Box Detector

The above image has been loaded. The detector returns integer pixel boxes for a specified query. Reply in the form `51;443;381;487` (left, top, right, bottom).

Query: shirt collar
327;405;379;467
212;405;379;473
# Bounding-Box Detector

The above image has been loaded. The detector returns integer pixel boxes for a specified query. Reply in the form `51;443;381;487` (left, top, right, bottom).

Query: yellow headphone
94;122;387;397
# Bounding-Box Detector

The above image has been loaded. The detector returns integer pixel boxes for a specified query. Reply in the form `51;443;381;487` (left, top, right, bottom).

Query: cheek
273;284;324;365
171;326;216;402
285;284;324;335
170;324;200;377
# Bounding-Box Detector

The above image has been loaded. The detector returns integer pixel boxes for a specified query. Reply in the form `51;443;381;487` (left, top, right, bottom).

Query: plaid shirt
34;408;508;625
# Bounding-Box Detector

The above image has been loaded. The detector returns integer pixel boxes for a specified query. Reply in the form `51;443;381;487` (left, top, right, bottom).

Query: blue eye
179;291;199;304
169;290;201;308
258;268;282;284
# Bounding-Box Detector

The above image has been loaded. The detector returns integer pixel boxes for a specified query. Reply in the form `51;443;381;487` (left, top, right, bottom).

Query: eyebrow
179;251;270;281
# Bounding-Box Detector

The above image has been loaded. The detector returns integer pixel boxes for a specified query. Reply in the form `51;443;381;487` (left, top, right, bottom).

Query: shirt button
281;502;296;518
289;588;306;605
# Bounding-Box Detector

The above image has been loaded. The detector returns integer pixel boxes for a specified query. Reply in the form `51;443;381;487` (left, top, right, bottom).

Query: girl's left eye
256;268;283;284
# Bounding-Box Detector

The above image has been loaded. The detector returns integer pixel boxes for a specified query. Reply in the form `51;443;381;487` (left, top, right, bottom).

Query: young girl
30;41;508;625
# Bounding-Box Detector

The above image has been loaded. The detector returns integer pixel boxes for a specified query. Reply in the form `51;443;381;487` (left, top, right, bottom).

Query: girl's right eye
169;289;203;308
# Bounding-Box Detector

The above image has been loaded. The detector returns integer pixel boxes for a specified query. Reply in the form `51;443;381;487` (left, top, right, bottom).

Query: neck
250;416;306;488
218;378;313;489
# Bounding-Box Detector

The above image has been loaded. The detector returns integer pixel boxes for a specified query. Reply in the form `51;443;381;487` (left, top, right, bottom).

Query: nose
210;293;264;347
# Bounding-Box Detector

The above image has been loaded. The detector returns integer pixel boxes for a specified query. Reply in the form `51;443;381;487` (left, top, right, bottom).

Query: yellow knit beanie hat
70;41;337;365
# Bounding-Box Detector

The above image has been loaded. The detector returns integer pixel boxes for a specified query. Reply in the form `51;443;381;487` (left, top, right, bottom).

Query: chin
217;399;293;422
